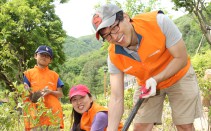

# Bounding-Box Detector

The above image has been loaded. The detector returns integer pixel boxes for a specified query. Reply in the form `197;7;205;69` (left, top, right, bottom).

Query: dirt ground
124;108;209;131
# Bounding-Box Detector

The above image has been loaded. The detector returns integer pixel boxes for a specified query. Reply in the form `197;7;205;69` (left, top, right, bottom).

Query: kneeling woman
69;84;123;131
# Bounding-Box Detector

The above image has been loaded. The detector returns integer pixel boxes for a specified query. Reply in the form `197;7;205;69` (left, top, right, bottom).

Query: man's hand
140;77;157;98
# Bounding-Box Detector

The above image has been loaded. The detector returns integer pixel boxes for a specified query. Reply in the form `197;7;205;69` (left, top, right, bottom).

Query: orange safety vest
109;11;190;89
80;102;123;131
23;65;64;129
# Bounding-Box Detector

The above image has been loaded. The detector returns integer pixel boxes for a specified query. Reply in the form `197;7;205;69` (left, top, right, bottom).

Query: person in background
92;4;202;131
23;45;64;130
69;84;123;131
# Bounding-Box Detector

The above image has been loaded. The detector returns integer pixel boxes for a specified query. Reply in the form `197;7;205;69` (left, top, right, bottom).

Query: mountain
63;34;102;58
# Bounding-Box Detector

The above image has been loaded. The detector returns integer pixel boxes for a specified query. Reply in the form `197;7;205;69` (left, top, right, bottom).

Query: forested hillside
63;35;102;58
174;14;210;55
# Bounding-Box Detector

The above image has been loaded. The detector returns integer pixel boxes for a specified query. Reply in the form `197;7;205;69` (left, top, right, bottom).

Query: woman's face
71;94;93;114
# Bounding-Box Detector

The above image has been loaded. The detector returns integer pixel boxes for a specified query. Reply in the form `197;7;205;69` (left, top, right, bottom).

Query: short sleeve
23;75;30;87
107;55;121;74
157;13;182;48
91;112;108;131
57;78;64;88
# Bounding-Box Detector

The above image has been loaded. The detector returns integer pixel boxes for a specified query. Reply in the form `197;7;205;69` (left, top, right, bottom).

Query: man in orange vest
92;4;202;131
23;45;64;130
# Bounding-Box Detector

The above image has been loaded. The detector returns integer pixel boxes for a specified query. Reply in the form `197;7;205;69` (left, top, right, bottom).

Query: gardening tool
122;98;145;131
122;88;160;131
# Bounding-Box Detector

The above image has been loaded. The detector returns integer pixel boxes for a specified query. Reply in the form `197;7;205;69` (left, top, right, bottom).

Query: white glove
140;77;157;98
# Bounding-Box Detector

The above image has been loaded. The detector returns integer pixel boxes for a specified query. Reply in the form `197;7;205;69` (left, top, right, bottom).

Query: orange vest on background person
80;102;123;131
23;65;64;130
109;11;190;89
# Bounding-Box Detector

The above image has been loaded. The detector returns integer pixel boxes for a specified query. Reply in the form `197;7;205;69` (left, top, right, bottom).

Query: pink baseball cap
69;84;90;99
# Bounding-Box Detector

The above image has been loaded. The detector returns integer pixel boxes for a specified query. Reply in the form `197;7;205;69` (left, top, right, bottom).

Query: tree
172;0;211;45
0;0;67;91
174;14;208;55
79;58;106;97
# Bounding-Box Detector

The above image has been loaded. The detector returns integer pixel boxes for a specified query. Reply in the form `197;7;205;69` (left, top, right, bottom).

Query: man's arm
107;72;124;131
153;38;188;83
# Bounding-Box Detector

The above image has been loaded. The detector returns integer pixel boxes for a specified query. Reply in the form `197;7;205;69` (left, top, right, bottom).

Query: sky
54;0;186;38
54;0;101;38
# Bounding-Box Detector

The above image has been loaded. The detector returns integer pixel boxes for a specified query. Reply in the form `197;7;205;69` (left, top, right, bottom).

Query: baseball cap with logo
69;84;90;99
35;45;53;58
92;4;122;40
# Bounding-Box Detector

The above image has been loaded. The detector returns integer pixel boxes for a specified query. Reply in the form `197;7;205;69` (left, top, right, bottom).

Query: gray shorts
133;66;202;125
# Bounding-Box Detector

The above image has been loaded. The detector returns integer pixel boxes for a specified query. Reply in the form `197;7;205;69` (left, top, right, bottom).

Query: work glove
140;77;157;98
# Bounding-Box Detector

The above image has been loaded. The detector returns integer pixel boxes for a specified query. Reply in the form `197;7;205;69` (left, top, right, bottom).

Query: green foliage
102;0;163;18
191;50;211;126
172;0;210;13
0;84;24;130
62;103;72;129
198;77;211;98
172;0;211;45
60;48;107;97
124;0;144;17
124;88;134;110
0;0;67;91
63;35;101;58
191;50;211;77
174;14;209;55
95;94;109;107
0;83;65;130
79;57;106;97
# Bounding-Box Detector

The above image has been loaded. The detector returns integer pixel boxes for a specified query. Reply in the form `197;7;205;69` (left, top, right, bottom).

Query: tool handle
122;98;145;131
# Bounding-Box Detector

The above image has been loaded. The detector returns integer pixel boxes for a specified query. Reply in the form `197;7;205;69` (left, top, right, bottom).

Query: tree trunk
193;6;211;46
0;72;15;91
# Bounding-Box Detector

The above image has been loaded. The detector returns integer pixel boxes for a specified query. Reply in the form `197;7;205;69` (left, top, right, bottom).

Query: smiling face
70;94;93;114
99;13;138;48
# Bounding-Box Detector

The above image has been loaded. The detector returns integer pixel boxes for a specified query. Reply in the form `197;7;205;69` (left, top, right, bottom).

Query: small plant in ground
0;83;25;131
62;103;73;130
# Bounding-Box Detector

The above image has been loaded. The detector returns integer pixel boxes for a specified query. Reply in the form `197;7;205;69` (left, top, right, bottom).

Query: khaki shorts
133;66;202;125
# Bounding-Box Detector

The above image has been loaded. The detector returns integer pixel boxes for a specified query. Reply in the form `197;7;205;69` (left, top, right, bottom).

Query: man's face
99;14;136;47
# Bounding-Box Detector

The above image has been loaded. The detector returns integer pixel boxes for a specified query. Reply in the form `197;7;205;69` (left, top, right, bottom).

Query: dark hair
116;10;124;21
70;93;92;131
71;110;82;131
